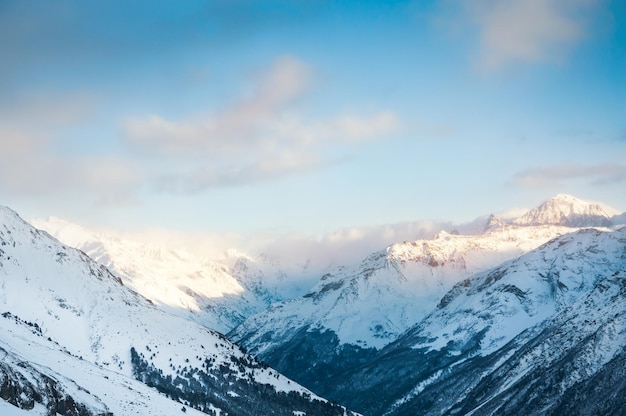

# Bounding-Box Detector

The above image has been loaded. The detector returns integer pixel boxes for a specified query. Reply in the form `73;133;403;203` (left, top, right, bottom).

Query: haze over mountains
3;194;626;415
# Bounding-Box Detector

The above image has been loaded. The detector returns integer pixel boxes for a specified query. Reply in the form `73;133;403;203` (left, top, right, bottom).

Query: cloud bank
123;55;400;193
0;55;399;203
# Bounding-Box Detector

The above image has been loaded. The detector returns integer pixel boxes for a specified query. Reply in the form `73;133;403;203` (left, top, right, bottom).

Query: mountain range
4;193;626;415
0;206;357;415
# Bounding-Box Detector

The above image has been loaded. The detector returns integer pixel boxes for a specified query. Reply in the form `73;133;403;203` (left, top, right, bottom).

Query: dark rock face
258;326;377;398
0;351;112;416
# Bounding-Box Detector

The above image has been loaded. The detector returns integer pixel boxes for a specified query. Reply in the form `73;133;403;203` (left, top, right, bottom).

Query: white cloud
153;150;326;193
443;0;601;70
333;111;400;141
0;126;140;204
124;55;313;157
123;55;400;192
512;163;626;188
105;218;458;279
0;90;96;128
0;56;401;203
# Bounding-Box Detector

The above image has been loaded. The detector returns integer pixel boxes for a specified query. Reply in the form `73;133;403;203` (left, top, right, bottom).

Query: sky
1;0;625;255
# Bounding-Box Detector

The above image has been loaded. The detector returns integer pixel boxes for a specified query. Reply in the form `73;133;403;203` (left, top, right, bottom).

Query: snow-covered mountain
327;226;626;415
513;193;614;227
30;217;313;334
228;194;624;404
18;194;626;415
0;206;358;415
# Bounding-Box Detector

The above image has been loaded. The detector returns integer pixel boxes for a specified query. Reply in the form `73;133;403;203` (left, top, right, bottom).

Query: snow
410;227;626;357
232;222;579;351
31;217;312;334
0;206;347;414
0;401;48;416
513;194;614;227
1;194;622;415
0;316;208;416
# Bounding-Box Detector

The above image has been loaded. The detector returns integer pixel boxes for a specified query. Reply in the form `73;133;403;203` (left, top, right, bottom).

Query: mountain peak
483;213;506;232
514;194;613;227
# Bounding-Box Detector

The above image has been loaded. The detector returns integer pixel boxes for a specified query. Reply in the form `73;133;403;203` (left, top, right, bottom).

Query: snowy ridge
407;227;626;355
228;194;624;414
31;217;306;334
230;224;576;353
1;206;358;415
326;226;626;415
444;269;626;415
513;194;614;227
11;194;625;415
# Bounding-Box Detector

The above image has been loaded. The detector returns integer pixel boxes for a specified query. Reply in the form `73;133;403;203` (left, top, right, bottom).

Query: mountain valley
3;194;626;415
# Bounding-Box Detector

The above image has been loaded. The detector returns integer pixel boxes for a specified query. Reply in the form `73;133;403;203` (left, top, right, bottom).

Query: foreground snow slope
0;315;208;416
0;206;357;416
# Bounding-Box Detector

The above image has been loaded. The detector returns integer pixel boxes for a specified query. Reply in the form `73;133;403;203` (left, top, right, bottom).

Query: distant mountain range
227;194;626;415
10;193;626;415
30;216;316;334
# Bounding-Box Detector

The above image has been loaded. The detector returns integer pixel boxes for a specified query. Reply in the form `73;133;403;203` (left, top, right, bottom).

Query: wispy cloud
0;89;139;206
0;56;400;202
0;126;140;204
153;150;327;194
0;91;96;128
124;56;313;157
439;0;601;71
512;163;626;188
123;55;400;192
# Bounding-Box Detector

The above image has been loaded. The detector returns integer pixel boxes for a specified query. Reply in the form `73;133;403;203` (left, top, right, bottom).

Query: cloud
0;90;138;205
333;111;400;141
0;91;96;128
441;0;601;70
512;163;626;188
0;126;140;205
153;150;327;194
0;55;400;203
123;55;400;192
124;56;313;157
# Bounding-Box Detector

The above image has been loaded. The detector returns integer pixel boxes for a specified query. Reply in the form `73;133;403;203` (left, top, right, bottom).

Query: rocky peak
483;213;507;232
514;194;613;227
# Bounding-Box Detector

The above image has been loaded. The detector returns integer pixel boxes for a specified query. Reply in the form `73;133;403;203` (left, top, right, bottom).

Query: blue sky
1;0;625;241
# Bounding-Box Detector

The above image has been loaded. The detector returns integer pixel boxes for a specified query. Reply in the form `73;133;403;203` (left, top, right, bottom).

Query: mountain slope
444;270;626;416
30;217;313;334
327;226;626;415
0;206;357;415
228;223;576;394
228;194;623;410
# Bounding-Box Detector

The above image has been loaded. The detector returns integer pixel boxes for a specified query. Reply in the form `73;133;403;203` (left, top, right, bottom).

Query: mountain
0;206;358;415
228;194;622;406
482;213;506;233
513;194;614;227
228;226;578;395
327;226;626;415
30;217;312;334
20;194;625;415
